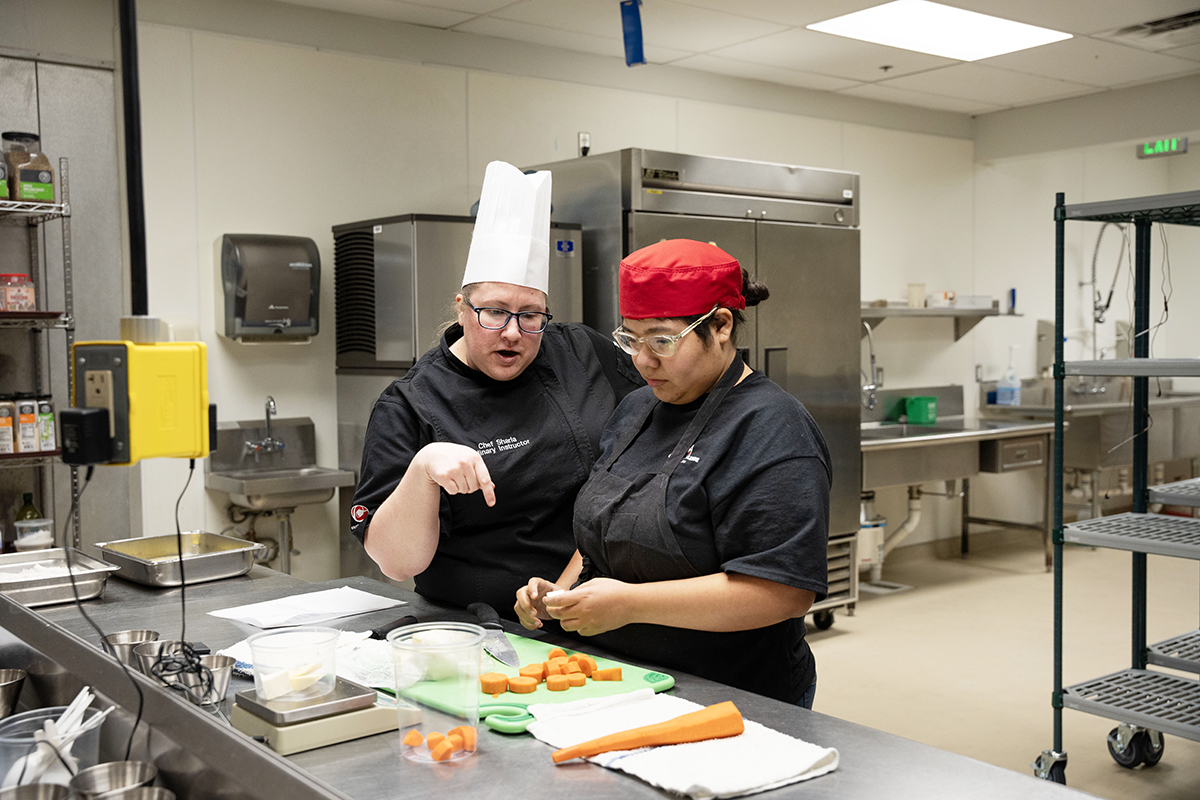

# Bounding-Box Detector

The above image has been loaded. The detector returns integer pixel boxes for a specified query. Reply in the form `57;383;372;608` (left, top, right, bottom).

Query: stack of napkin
525;690;838;799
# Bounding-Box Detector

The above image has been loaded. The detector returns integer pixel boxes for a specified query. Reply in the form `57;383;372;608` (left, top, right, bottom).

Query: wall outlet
578;131;591;157
85;370;116;437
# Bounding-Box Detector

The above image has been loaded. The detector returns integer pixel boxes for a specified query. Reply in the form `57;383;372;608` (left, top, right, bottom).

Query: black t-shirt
352;323;642;618
580;372;831;702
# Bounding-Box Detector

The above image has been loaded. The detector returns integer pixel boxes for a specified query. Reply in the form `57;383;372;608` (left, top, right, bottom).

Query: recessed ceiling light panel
807;0;1072;62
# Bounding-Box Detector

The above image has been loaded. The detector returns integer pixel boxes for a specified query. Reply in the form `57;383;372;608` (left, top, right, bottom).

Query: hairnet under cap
619;239;746;319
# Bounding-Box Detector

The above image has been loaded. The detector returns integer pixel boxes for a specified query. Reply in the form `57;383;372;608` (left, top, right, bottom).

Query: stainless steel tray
0;548;120;607
95;532;265;587
234;677;376;725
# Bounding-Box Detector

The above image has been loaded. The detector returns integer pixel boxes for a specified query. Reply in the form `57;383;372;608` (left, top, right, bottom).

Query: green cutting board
398;635;674;734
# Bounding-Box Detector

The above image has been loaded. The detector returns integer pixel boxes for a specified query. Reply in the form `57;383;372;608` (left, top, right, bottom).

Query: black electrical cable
59;466;146;761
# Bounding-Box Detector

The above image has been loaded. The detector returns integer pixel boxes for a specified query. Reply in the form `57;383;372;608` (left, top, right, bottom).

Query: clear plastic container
0;706;103;787
0;276;34;313
247;627;339;702
1;134;53;204
13;520;52;552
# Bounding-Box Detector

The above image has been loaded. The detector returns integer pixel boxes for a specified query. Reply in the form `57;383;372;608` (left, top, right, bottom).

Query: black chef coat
352;322;642;619
574;368;830;703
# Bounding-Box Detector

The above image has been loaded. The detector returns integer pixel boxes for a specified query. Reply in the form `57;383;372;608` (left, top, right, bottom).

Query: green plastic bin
904;396;938;426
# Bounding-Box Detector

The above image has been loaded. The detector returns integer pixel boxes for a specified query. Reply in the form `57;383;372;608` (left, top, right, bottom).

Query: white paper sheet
208;586;404;628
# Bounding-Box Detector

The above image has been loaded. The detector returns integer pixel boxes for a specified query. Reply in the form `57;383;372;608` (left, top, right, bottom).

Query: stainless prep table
7;568;1095;800
862;419;1057;567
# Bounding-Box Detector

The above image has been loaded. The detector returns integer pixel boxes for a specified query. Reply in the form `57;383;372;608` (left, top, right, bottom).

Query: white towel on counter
525;690;839;799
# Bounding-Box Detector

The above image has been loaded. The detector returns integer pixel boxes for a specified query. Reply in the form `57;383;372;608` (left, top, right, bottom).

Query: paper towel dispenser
220;233;320;342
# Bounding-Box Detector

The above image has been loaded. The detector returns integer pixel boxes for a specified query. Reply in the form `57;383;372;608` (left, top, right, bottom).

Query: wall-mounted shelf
861;301;1013;341
0;312;71;331
1065;358;1200;377
0;199;70;225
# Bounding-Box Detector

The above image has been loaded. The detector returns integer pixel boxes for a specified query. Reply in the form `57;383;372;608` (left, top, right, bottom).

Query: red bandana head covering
619;239;746;319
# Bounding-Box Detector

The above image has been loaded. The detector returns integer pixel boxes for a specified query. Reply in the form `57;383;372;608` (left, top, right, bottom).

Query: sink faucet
244;395;286;461
861;321;879;410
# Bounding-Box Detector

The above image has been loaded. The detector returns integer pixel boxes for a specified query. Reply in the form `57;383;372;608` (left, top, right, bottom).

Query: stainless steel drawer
980;436;1045;473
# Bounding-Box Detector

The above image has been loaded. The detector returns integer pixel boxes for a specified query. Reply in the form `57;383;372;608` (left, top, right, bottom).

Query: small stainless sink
205;466;355;510
859;422;966;440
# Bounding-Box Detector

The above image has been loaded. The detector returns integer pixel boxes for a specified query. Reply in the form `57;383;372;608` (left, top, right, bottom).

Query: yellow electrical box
71;341;209;465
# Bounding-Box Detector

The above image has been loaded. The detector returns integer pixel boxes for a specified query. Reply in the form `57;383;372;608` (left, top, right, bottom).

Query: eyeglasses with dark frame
467;302;553;334
611;305;720;358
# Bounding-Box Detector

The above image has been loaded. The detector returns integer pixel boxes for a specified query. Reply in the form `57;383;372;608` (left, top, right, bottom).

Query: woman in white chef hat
351;161;642;618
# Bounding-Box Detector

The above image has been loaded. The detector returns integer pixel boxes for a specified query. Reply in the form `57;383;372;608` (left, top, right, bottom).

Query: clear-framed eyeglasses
611;305;720;358
468;303;553;334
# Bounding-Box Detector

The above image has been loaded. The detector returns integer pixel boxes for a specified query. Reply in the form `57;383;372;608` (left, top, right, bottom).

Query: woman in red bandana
515;239;831;707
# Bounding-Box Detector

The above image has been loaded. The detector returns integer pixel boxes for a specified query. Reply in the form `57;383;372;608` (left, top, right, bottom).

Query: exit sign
1136;137;1188;159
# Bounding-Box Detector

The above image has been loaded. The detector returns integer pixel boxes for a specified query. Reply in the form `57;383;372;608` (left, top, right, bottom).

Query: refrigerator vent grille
334;230;376;357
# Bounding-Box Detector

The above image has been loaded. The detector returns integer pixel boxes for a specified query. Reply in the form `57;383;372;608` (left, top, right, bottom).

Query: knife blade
467;602;520;668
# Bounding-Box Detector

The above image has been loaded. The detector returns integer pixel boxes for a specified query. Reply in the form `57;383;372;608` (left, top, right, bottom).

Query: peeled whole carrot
552;701;745;764
402;729;424;747
449;725;477;752
480;673;509;695
546;674;570;691
508;676;538;693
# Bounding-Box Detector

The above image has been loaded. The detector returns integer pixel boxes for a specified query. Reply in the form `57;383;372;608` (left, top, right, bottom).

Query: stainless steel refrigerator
528;149;861;619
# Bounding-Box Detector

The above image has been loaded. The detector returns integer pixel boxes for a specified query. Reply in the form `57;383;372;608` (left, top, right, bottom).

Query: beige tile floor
807;529;1200;800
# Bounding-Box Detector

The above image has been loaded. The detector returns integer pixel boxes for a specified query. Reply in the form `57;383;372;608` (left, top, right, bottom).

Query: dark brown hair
675;269;768;347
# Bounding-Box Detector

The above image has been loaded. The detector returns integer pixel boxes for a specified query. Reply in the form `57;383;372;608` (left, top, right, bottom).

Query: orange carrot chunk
550;657;570;668
567;672;586;687
431;739;455;761
546;674;570;691
563;661;582;675
449;725;477;752
480;673;509;695
402;729;424;747
519;663;546;683
426;731;446;749
592;667;622;682
547;647;567;659
577;657;595;677
552;701;744;764
446;734;464;753
544;661;561;676
508;676;539;693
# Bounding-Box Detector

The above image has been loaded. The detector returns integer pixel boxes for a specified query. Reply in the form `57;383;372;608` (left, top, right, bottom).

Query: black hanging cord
118;0;149;316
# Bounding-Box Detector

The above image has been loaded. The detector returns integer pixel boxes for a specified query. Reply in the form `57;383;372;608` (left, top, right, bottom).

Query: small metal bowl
69;761;158;799
178;655;234;707
101;631;159;670
0;669;27;719
97;788;173;800
131;641;190;684
0;784;71;800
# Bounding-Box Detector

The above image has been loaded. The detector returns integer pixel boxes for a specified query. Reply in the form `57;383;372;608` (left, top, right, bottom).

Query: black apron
572;357;812;703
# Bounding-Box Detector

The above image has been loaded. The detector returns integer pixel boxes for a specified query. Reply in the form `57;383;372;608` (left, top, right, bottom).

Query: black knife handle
370;614;418;640
467;602;503;630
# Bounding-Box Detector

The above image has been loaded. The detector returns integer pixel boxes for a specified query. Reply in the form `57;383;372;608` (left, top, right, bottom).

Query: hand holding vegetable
543;578;634;636
416;442;497;507
515;576;563;630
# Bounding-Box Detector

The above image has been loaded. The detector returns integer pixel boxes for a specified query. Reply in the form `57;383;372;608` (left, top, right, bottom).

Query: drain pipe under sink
873;485;922;583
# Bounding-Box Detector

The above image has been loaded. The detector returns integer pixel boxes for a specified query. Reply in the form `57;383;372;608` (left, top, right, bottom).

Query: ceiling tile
454;16;693;63
407;0;520;12
1163;42;1200;62
980;36;1200;87
492;0;786;53
273;0;474;27
881;62;1099;106
838;82;1001;115
941;1;1200;37
672;54;862;91
712;28;958;83
670;0;881;28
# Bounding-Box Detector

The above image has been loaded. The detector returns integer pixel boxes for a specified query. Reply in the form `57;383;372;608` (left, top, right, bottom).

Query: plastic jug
996;345;1021;406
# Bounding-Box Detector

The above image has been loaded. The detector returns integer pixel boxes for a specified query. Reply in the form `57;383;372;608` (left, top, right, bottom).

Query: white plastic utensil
2;687;114;787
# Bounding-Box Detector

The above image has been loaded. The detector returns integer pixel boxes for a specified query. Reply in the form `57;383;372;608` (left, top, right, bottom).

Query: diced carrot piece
402;729;424;747
431;739;455;761
592;667;622;681
449;725;477;752
546;674;570;692
567;672;586;687
446;734;464;753
507;676;538;693
480;673;509;695
578;657;595;677
567;654;582;663
544;661;561;676
426;731;446;749
563;661;581;675
519;663;545;683
550;657;570;668
547;648;567;659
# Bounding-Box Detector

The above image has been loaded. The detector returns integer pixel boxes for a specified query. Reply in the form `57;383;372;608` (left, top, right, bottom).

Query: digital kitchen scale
231;677;420;755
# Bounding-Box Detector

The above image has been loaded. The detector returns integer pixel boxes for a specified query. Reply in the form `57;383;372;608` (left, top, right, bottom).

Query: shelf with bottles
0;199;69;226
0;451;60;469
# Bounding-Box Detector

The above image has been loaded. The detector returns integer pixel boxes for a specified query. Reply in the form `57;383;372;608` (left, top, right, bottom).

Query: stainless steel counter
860;419;1055;452
27;571;1092;800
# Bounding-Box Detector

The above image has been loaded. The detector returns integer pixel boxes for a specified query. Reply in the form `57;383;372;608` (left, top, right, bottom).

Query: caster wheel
1135;731;1164;767
812;611;835;630
1047;763;1066;784
1107;727;1143;768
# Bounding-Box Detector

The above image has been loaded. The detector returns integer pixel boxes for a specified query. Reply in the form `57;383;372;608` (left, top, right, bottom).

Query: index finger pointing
475;459;497;507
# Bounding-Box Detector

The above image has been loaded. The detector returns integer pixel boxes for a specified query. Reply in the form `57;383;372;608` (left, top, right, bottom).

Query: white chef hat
462;161;552;294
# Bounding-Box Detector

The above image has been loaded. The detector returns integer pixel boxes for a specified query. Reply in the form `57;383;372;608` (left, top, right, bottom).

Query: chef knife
467;602;520;668
369;614;418;640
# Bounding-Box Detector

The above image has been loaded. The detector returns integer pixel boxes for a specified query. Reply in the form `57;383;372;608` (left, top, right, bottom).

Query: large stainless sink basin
205;466;356;510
